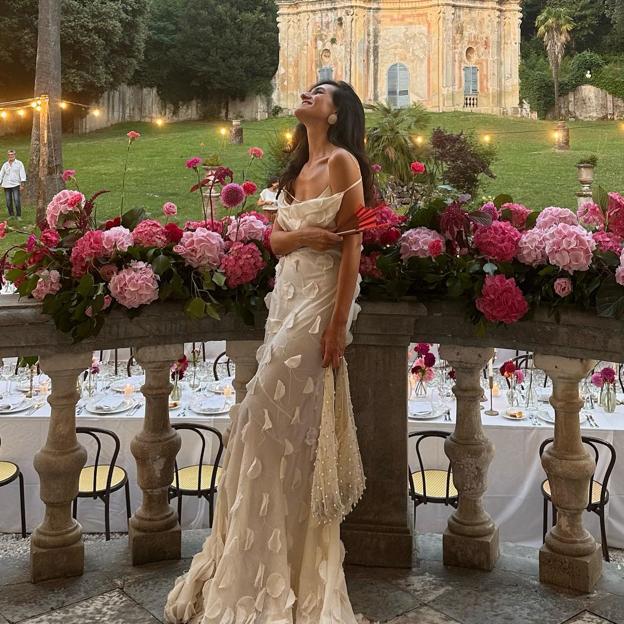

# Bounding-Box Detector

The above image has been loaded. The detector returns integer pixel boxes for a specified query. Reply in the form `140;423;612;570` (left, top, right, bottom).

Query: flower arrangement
409;343;436;398
591;365;618;413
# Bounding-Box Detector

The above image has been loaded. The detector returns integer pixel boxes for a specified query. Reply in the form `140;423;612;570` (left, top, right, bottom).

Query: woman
165;80;374;624
258;176;280;222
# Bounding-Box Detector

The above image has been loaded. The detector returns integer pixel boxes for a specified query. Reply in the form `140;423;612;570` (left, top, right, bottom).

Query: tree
536;7;575;120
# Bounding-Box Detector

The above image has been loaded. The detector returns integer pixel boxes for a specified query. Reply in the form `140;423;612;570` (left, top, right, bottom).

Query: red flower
171;356;189;380
410;161;426;175
0;221;8;239
164;222;184;244
185;157;203;170
439;202;468;244
359;252;383;279
127;130;141;141
248;147;264;159
263;225;274;256
473;221;521;262
104;216;122;230
415;343;430;356
242;181;258;196
61;169;76;183
500;361;516;377
448;369;456;381
424;352;436;368
476;275;529;325
428;238;444;257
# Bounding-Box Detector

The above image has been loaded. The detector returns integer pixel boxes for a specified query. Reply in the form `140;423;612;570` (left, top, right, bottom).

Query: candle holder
485;375;499;416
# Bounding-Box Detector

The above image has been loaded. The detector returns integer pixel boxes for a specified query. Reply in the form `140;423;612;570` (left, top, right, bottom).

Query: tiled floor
0;532;623;624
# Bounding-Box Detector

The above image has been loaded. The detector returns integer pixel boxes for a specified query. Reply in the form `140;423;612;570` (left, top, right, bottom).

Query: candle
488;358;494;378
223;385;234;399
492;382;501;398
124;384;133;399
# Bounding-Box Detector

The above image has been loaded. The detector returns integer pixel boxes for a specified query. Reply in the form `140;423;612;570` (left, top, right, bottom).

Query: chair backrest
76;426;122;494
172;423;225;493
539;436;617;507
212;351;232;381
408;430;454;501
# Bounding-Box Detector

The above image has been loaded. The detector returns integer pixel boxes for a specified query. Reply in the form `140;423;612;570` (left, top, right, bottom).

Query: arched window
387;63;410;108
318;66;333;82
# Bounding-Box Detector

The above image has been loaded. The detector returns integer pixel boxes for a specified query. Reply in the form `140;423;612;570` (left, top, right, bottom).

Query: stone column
439;345;499;571
224;340;262;446
31;352;92;582
129;345;183;566
534;354;602;592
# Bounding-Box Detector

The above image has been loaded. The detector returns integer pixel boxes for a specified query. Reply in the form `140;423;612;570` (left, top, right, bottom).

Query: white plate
408;412;438;421
190;396;232;415
110;376;144;393
0;397;33;414
537;410;588;425
503;409;528;421
205;378;235;394
85;397;136;415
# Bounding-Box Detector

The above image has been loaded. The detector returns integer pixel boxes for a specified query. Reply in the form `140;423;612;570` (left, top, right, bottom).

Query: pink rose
473;221;521;262
226;215;266;243
46;189;85;229
127;130;141;141
242;181;258;196
475;275;529;324
578;202;605;229
607;193;624;237
40;229;60;248
32;269;62;301
371;164;382;174
248;147;264;159
514;369;525;384
219;241;266;288
554;277;572;298
428;238;444;257
410;161;426;174
109;261;159;309
593;231;622;255
61;169;76;183
102;226;133;255
517;228;548;267
502;203;532;230
132;220;169;248
591;372;605;388
220;183;246;209
174;228;225;269
399;227;446;261
70;230;105;278
185;156;203;169
543;223;596;273
535;207;578;230
162;202;177;217
99;264;118;282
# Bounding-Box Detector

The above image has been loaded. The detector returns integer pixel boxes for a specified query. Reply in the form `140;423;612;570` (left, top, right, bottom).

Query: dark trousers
4;186;21;217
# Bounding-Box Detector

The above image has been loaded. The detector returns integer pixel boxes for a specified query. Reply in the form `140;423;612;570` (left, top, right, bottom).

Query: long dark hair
279;80;374;206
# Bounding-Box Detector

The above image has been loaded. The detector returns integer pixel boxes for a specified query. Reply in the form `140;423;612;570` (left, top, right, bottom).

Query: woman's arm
321;150;364;369
270;216;342;256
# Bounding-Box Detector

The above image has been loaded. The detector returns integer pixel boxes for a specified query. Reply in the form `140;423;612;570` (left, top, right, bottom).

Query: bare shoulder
328;148;360;190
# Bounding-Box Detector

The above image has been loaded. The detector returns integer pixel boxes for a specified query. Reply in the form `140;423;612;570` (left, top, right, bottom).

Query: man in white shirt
0;150;27;219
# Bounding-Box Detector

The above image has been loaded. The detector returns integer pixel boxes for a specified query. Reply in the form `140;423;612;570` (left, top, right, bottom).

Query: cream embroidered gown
164;180;366;624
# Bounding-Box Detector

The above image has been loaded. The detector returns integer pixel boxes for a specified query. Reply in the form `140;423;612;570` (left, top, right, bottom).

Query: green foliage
577;154;598;167
265;132;292;178
520;52;555;118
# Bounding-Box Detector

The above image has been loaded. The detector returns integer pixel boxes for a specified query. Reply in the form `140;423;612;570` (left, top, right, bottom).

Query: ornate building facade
274;0;522;115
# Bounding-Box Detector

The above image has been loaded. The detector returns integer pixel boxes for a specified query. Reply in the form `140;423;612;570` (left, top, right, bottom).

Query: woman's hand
300;227;343;252
321;321;347;369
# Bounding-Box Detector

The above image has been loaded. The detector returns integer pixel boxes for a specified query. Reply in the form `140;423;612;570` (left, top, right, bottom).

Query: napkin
409;400;432;415
193;396;227;412
0;395;25;411
93;396;125;412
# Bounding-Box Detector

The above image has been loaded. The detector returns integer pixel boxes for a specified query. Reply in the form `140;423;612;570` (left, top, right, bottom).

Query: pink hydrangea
220;183;246;209
40;229;60;248
184;219;224;234
607;193;624;237
399;227;446;261
32;269;61;301
102;226;133;255
242;210;269;225
475;275;529;324
359;252;383;279
543;223;596;273
554;277;572;298
578;202;605;229
132;219;169;248
162;202;177;217
219;242;266;288
174;228;225;269
502;203;532;230
248;147;264;159
473;221;521;262
593;231;622;255
480;202;500;221
227;214;266;242
109;261;159;309
517;228;549;267
70;230;105;278
535;206;578;230
46;189;85;229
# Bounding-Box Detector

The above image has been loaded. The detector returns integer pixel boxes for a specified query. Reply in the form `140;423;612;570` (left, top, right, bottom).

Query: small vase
411;379;427;399
600;384;616;413
506;381;520;407
170;375;182;402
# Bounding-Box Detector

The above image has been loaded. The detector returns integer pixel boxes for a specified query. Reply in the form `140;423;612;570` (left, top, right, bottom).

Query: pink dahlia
578;202;605;229
475;275;529;324
359;252;383;279
554;277;573;298
502;203;532;230
162;202;178;217
32;269;62;301
132;219;169;248
242;181;258;196
517;228;548;267
70;230;105;278
473;221;521;262
591;372;605;388
607;193;624;237
220;183;246;209
601;367;617;384
535;206;578;230
219;242;266;288
46;189;85;229
174;228;225;269
127;130;141;141
109;261;159;309
410;161;426;174
40;229;60;248
61;169;76;183
593;230;622;255
102;226;133;255
248;147;264;159
185;156;203;169
399;227;446;261
227;214;266;242
543;223;596;273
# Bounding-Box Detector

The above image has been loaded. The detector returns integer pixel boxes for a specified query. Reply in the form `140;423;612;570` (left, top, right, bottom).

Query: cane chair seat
172;464;222;492
541;479;605;506
0;461;18;484
411;469;457;498
78;465;127;494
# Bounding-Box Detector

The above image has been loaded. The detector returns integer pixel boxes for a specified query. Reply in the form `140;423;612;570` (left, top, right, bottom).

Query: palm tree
536;7;575;120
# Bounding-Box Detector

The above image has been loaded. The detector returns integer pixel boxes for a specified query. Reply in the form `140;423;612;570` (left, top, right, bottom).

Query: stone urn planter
576;163;595;187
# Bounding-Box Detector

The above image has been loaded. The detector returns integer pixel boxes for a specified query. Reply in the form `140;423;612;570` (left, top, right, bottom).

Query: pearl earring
327;113;338;125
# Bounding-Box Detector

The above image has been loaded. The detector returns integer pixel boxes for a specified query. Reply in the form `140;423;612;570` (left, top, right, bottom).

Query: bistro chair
539;436;616;561
169;424;225;527
0;436;26;537
408;430;458;529
212;351;232;381
74;427;131;540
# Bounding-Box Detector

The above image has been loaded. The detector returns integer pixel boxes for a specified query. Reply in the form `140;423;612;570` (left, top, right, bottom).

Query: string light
0;111;6;120
219;127;228;136
17;110;24;118
30;101;38;109
285;131;293;141
553;130;561;141
414;135;425;146
59;101;67;110
481;134;492;144
92;108;101;117
155;118;164;127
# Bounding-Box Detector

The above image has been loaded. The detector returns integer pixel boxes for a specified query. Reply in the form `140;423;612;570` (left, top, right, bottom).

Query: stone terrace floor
1;532;623;624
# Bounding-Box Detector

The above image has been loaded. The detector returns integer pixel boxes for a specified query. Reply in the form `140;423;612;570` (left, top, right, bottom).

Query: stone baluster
31;352;92;582
223;340;262;446
533;354;602;592
129;345;183;565
439;345;499;571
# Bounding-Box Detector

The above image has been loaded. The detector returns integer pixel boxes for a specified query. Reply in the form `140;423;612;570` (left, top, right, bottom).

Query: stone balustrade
0;294;618;592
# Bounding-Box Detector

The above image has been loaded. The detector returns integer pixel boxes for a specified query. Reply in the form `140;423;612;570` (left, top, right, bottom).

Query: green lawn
0;113;622;251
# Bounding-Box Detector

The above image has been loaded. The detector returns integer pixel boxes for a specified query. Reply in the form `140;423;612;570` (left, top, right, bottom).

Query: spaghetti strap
341;177;362;194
